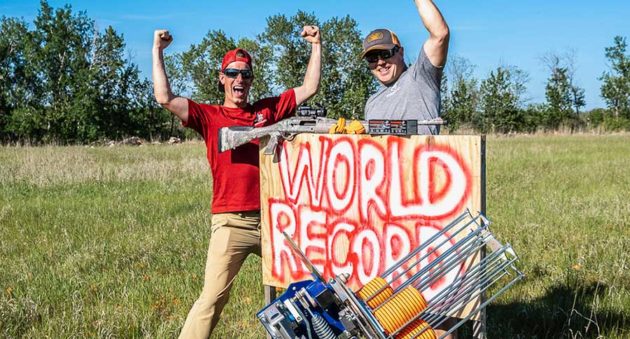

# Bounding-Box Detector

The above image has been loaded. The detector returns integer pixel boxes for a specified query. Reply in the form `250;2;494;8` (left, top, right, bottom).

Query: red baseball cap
221;48;253;71
219;48;253;92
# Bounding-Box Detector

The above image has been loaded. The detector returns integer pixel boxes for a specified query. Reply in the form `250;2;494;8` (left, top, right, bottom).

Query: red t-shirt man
153;26;321;338
183;91;296;213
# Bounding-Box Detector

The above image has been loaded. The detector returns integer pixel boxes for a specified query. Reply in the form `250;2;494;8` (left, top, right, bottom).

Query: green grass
1;136;628;338
484;135;629;338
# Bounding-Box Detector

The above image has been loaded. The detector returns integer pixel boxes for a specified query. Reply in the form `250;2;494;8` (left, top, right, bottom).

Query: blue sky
2;0;629;109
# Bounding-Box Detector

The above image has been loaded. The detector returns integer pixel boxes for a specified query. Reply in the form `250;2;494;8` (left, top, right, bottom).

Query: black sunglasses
223;68;254;79
364;46;400;63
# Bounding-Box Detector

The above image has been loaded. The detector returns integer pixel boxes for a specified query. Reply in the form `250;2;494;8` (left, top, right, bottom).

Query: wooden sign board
260;134;485;317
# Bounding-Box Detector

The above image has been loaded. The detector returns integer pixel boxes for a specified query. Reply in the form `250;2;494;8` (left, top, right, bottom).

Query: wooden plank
259;134;484;319
473;135;488;339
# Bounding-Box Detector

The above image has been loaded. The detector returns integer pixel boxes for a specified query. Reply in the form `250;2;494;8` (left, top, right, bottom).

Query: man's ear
397;46;406;66
219;73;226;85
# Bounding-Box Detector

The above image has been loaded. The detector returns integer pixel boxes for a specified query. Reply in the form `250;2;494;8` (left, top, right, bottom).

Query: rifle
218;111;446;155
218;116;348;154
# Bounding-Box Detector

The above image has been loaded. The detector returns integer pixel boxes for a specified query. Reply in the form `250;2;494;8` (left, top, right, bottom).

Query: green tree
163;54;192;136
261;11;318;92
0;17;38;141
440;71;449;115
318;15;375;119
2;1;172;143
170;11;374;120
570;84;586;116
476;66;528;133
90;26;164;141
443;56;478;131
178;30;236;104
30;1;95;142
238;37;274;100
522;103;547;133
260;11;373;118
89;26;128;140
168;30;273;106
126;78;171;141
541;53;586;130
544;67;573;129
600;36;630;119
585;108;608;128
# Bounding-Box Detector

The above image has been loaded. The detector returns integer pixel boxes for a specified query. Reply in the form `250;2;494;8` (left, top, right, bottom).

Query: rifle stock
218;125;278;153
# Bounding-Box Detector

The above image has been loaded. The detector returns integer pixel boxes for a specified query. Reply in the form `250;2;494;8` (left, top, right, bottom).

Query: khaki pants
179;211;261;339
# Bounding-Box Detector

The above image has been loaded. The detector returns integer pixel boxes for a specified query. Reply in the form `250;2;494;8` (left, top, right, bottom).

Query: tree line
0;1;170;144
1;1;628;144
441;40;629;134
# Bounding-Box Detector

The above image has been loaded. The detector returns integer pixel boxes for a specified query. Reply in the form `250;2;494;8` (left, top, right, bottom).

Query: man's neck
223;100;248;109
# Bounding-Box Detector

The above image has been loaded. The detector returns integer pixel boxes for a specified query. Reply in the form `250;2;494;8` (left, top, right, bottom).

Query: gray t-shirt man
365;48;443;135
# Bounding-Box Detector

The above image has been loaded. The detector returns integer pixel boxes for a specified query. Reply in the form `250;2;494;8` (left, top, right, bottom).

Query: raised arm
414;0;450;67
152;29;189;123
293;25;321;106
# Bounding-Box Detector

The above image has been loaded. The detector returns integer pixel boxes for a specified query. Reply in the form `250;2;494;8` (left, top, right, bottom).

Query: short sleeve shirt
183;89;296;213
364;47;443;135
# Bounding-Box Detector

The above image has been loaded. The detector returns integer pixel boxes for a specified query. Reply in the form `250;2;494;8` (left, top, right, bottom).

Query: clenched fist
300;25;320;44
154;29;173;50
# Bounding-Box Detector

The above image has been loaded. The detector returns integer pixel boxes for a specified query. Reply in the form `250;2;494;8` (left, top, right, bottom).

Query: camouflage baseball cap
361;29;401;58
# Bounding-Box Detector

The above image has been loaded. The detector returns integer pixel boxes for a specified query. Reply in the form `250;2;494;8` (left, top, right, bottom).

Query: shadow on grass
487;280;628;338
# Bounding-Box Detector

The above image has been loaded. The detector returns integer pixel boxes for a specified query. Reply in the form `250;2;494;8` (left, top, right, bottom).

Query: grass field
1;135;629;338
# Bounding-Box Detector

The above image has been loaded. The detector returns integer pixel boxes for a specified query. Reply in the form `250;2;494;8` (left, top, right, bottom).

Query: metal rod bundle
259;210;524;339
357;210;524;339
